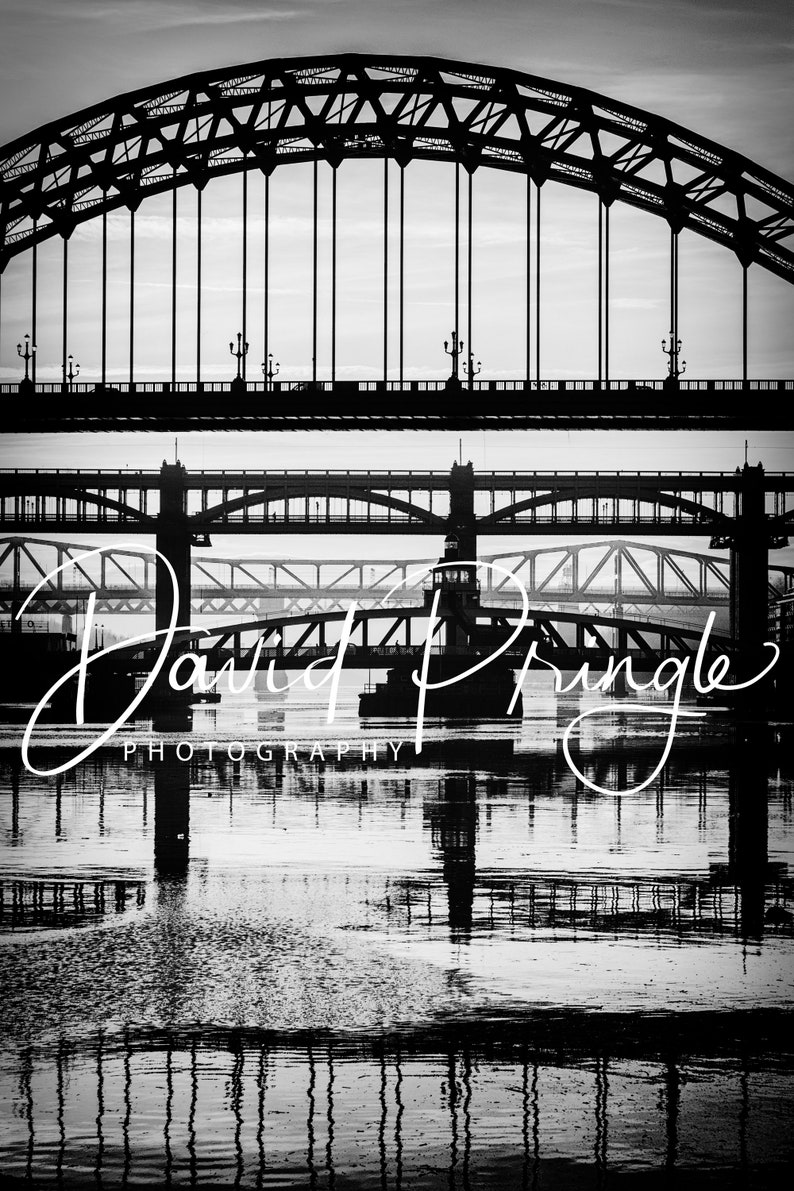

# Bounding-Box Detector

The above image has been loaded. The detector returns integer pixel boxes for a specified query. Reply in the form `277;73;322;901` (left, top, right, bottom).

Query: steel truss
2;536;792;616
115;603;730;675
0;468;792;540
1;54;793;280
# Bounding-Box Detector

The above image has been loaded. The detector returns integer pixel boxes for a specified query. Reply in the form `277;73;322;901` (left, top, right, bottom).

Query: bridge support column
11;543;21;634
444;461;477;650
154;462;192;723
447;460;476;562
729;463;770;686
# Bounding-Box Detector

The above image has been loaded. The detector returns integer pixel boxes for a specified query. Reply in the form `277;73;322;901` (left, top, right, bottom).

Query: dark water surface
1;689;793;1186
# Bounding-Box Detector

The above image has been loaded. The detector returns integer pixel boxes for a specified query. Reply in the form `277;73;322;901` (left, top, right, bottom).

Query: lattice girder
1;54;792;279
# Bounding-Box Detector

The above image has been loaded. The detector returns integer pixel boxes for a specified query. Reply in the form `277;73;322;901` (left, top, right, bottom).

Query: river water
1;685;793;1187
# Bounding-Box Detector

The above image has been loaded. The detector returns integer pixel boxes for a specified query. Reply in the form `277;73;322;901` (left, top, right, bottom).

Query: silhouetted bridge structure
1;54;792;432
3;463;793;536
114;604;731;679
4;379;794;432
5;535;792;617
2;51;793;1191
1;461;789;655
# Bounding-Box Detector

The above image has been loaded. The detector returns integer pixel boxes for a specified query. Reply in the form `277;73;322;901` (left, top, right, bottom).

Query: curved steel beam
0;485;156;527
481;486;733;532
118;602;730;662
1;54;792;279
191;483;445;528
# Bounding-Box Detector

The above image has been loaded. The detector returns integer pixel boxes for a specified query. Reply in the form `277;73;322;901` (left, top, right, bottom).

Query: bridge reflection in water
1;712;792;1186
3;1021;793;1188
140;726;784;941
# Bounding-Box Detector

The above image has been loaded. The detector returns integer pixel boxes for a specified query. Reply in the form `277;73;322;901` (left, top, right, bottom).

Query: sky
0;0;792;524
0;0;791;174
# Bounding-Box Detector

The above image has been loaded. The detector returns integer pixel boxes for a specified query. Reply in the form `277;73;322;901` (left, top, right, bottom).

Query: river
1;685;792;1187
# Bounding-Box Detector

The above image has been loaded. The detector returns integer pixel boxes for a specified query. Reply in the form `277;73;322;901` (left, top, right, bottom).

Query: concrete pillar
441;461;478;651
447;460;476;562
153;462;192;725
730;463;769;683
156;462;192;636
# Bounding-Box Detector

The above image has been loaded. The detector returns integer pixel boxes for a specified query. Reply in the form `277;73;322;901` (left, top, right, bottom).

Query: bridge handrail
1;379;792;397
0;468;161;476
1;467;791;478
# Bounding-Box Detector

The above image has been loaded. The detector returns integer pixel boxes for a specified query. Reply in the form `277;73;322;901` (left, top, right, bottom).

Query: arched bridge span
2;53;792;279
116;603;732;675
3;465;792;538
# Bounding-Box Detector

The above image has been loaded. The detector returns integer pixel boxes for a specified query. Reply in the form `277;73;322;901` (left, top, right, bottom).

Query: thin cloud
2;1;318;29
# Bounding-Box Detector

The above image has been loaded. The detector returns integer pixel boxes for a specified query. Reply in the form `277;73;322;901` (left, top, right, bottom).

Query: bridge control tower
360;491;524;720
424;529;480;651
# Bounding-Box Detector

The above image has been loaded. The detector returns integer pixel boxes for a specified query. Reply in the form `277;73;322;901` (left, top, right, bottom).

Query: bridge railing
1;379;792;397
0;465;779;478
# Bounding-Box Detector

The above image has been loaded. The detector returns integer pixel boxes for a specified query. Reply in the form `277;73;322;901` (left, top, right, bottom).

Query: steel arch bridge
2;53;792;276
1;54;792;431
2;465;793;538
3;535;792;618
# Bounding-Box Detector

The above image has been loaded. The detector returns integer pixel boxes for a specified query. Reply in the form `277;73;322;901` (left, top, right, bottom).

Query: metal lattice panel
1;468;793;539
4;536;792;615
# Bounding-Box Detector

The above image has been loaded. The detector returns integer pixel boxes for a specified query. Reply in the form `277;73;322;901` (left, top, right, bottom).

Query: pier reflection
154;748;190;876
425;775;477;938
2;731;790;946
404;735;783;946
728;724;769;937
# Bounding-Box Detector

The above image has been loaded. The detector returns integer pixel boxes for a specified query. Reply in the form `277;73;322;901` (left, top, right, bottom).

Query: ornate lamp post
463;352;481;388
261;353;279;391
229;331;249;391
17;333;36;393
443;330;464;389
66;354;80;393
661;330;686;388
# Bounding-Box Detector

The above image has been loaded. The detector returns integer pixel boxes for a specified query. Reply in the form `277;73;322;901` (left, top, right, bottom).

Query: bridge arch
1;484;156;529
191;483;445;529
480;486;734;534
117;602;732;670
1;53;792;279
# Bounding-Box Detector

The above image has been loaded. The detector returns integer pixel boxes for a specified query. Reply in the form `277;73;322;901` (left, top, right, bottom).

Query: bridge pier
153;462;192;724
728;464;773;687
447;461;477;563
443;461;477;650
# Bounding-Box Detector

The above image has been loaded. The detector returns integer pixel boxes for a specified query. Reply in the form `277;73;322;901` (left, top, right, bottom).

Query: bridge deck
3;380;793;431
